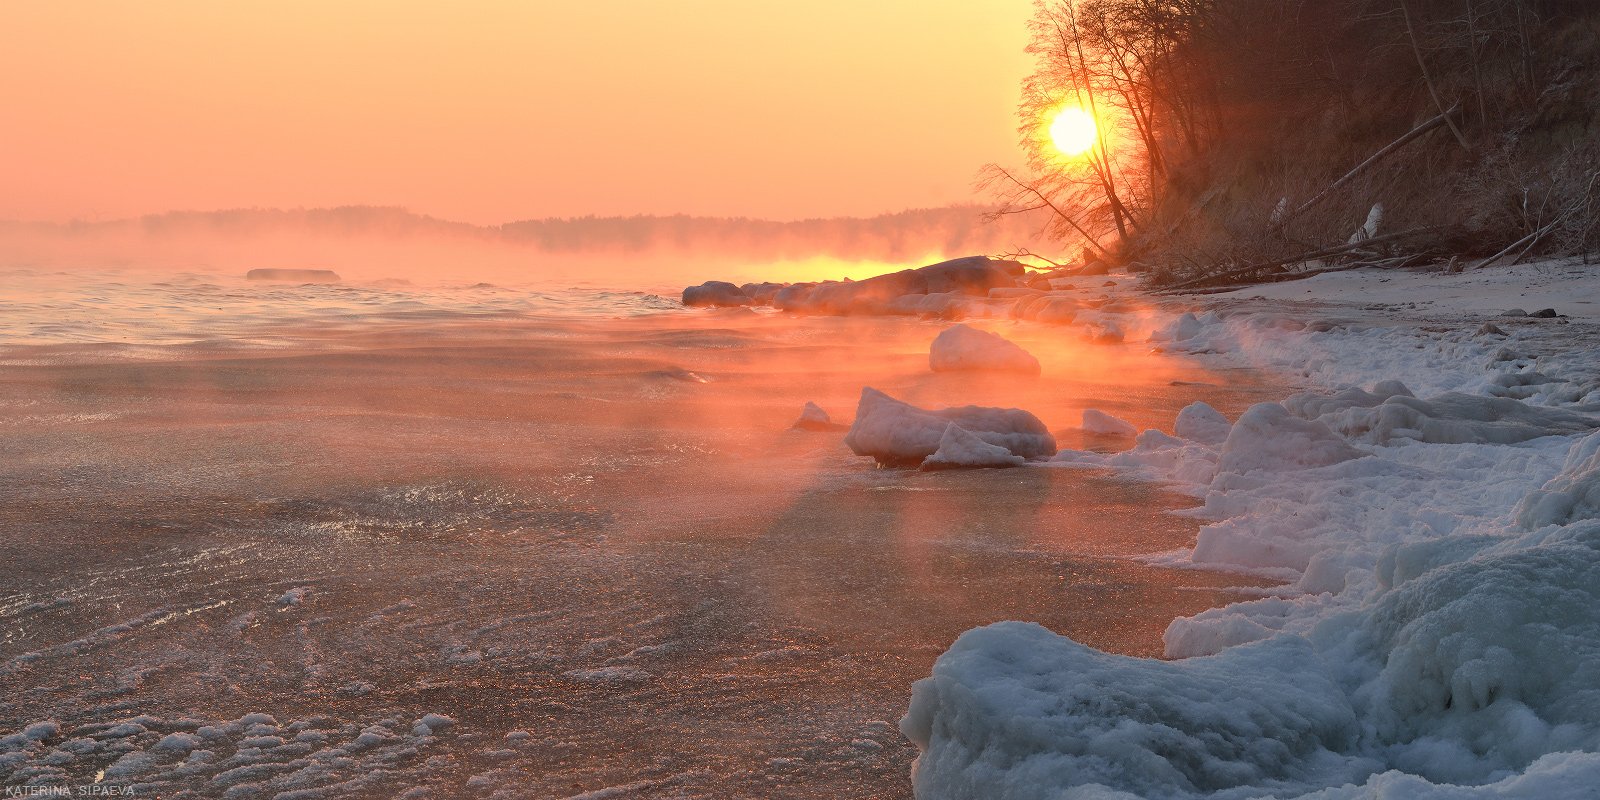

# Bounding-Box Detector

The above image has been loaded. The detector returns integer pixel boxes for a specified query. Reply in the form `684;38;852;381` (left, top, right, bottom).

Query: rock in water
791;401;846;431
843;387;1056;467
928;324;1041;374
920;423;1027;470
682;281;751;307
246;268;341;283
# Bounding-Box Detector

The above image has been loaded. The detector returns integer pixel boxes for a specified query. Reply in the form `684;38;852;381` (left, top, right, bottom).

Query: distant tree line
990;0;1600;285
5;205;1055;267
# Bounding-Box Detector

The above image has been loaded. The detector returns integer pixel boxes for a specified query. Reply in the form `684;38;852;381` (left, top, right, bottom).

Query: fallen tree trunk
1164;227;1442;290
1277;105;1459;228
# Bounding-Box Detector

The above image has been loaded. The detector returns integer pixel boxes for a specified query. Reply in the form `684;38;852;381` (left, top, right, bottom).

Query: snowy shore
902;258;1600;798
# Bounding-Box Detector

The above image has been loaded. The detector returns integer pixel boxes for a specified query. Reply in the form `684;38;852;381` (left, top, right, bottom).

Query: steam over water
1;268;1275;797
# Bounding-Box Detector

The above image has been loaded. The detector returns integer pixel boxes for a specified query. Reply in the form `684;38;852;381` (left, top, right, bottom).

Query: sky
1;1;1036;225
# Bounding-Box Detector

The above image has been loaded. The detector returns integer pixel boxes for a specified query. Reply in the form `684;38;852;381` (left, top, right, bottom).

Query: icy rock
843;387;1056;467
1530;308;1559;318
739;281;786;305
1030;297;1080;325
1174;401;1231;445
245;268;340;283
1081;409;1137;436
1324;393;1596;445
1515;430;1600;529
151;733;200;754
1216;402;1365;475
928;324;1040;375
791;401;846;431
681;281;751;308
1090;321;1124;343
771;257;1023;315
419;714;455;730
920;424;1027;470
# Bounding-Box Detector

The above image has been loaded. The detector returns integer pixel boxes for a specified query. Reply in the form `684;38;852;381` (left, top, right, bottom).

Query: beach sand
1;283;1278;797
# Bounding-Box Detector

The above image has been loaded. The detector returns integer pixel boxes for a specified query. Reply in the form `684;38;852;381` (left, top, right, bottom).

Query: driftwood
1165;226;1442;290
1474;172;1599;269
1277;105;1459;228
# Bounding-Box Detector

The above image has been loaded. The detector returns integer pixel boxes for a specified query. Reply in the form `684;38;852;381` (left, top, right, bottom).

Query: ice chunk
1216;402;1365;475
1515;431;1600;529
928;324;1040;374
843;387;1056;467
920;424;1027;470
1174;401;1231;444
791;401;845;431
1080;409;1137;436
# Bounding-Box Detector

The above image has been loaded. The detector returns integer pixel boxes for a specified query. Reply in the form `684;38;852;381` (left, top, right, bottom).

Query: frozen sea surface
0;270;1276;798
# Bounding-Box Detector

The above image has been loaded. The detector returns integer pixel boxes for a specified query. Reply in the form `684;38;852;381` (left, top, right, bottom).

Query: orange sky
1;2;1035;225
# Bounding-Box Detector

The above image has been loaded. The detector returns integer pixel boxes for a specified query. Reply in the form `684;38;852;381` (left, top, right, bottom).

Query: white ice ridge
928;324;1041;374
905;295;1600;798
843;387;1056;468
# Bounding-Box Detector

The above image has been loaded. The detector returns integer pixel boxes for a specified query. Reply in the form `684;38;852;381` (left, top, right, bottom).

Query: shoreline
898;257;1600;798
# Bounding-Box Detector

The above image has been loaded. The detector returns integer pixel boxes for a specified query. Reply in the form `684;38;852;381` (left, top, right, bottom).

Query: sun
1049;107;1097;156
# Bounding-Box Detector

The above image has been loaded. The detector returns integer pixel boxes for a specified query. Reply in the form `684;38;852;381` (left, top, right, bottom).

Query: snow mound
1321;393;1596;445
903;523;1600;799
1284;381;1415;419
1217;403;1365;475
1152;311;1203;342
1175;401;1232;444
843;387;1056;467
791;401;845;431
1081;409;1137;436
1515;430;1600;529
921;424;1027;470
928;324;1041;374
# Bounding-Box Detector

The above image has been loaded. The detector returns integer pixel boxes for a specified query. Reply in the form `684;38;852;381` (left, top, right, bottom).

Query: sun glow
1049;107;1097;156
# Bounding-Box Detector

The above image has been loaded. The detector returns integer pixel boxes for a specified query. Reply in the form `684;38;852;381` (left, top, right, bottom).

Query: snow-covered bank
902;261;1600;798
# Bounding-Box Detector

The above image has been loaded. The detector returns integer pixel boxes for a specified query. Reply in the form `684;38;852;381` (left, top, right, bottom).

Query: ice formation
1080;408;1138;436
927;324;1041;374
1514;430;1600;529
1175;401;1232;445
791;401;846;431
843;387;1056;467
907;295;1600;798
921;423;1028;470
